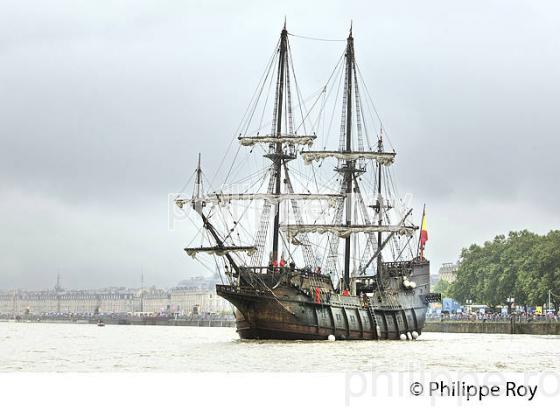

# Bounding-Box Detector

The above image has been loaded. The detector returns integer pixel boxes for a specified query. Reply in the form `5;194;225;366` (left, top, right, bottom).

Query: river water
1;322;558;372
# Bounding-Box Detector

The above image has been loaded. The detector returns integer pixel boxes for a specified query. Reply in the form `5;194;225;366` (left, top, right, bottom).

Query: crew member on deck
279;255;286;274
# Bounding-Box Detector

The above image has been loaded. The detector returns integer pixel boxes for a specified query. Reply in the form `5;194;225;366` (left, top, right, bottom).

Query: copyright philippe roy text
409;381;537;401
345;371;560;405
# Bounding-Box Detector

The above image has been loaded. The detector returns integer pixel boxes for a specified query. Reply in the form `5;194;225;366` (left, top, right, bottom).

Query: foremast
179;155;249;275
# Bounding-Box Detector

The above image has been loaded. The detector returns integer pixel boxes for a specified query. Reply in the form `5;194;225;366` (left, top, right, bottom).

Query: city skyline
0;273;221;292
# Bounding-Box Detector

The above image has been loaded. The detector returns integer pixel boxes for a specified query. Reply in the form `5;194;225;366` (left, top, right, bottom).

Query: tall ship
175;23;440;340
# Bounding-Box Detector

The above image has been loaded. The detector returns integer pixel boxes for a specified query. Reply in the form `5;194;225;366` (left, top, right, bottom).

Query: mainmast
342;28;355;290
178;22;327;270
271;22;289;263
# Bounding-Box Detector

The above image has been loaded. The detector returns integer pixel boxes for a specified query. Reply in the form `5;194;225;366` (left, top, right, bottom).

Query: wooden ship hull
217;260;438;341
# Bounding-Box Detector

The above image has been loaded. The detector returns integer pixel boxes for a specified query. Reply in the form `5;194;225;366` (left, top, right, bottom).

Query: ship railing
216;284;273;298
381;261;414;277
240;266;293;279
240;266;333;287
240;266;272;275
240;265;330;277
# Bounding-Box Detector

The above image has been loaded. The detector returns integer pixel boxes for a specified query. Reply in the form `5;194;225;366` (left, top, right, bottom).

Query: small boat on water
97;320;105;327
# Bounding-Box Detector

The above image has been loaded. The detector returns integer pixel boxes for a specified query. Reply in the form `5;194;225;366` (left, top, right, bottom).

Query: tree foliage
433;279;452;298
449;230;560;307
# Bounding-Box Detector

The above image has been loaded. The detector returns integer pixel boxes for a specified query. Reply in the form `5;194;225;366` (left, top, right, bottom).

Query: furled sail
184;246;257;258
281;223;416;240
238;135;316;147
302;150;396;166
176;193;343;208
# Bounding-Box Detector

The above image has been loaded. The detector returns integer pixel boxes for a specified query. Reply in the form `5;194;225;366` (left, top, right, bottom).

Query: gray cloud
1;0;560;289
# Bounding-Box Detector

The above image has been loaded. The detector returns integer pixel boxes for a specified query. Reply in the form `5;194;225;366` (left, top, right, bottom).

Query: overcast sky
1;0;559;290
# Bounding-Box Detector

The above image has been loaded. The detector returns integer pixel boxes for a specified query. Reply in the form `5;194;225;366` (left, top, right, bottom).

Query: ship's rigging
175;23;420;293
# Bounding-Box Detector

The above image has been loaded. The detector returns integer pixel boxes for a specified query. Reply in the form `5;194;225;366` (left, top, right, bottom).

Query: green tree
433;279;452;298
449;230;560;308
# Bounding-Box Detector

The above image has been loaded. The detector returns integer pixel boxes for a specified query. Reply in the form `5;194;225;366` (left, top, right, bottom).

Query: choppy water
1;322;558;372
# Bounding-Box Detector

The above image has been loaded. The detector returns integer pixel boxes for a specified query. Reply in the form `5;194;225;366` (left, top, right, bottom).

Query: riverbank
0;317;236;327
4;318;560;335
424;320;560;335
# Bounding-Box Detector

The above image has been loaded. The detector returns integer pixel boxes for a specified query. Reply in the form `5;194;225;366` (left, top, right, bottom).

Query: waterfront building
439;262;459;283
170;287;231;315
140;289;171;314
0;289;136;315
0;277;232;316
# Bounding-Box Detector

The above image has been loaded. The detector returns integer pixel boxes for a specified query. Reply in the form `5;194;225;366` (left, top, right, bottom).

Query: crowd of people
427;311;559;322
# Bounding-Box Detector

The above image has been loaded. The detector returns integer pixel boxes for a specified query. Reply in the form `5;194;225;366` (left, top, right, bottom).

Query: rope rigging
175;26;420;283
287;32;346;42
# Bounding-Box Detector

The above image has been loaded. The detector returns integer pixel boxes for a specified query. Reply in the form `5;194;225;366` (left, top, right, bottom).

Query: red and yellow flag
420;209;428;247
